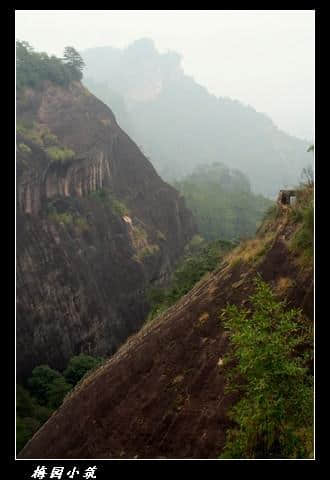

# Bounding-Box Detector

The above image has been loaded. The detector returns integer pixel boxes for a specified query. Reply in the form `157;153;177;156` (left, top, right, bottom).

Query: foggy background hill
82;38;312;198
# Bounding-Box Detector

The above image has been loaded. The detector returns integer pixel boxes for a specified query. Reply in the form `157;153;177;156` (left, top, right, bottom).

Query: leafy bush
291;203;313;259
16;416;41;454
49;211;74;226
45;146;75;163
27;365;62;406
219;276;313;459
16;385;54;454
16;123;44;147
46;377;72;409
18;143;32;155
89;189;130;216
109;196;130;216
135;244;160;261
16;353;103;453
47;206;89;232
42;132;59;147
146;239;233;321
290;186;314;262
16;385;37;418
63;354;104;387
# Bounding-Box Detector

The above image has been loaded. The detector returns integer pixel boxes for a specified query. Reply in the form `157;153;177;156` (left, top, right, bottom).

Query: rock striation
16;80;195;379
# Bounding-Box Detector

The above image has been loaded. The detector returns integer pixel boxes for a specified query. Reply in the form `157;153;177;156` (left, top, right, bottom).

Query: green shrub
16;384;53;453
17;125;44;147
63;354;104;387
16;385;36;418
47;206;89;232
33;404;53;424
291;203;314;260
27;365;62;406
42;132;59;146
89;189;108;201
18;143;32;155
146;239;233;322
16;416;41;454
46;377;72;409
219;276;313;459
108;195;130;216
45;146;75;163
136;244;160;261
16;353;103;453
89;189;130;216
49;211;74;226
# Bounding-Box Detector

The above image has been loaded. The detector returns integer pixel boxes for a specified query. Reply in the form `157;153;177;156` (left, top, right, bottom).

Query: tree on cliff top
16;40;82;89
63;46;85;80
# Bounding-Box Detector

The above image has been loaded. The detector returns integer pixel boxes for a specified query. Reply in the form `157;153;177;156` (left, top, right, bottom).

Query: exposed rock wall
16;81;196;379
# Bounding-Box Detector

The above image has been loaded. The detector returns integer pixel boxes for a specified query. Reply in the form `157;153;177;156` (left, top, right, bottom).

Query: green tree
63;46;85;80
16;385;36;418
220;276;313;459
16;416;41;454
46;377;72;409
63;354;103;386
16;384;53;453
27;365;62;406
16;40;76;89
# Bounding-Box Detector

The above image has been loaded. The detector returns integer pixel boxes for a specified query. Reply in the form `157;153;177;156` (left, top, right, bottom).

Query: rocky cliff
19;196;313;459
16;80;195;380
82;38;312;197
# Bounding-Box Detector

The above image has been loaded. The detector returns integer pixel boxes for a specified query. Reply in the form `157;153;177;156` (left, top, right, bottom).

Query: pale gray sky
15;10;315;141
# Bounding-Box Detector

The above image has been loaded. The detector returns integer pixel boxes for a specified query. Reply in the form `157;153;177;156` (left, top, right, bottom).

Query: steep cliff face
16;81;195;380
19;200;313;459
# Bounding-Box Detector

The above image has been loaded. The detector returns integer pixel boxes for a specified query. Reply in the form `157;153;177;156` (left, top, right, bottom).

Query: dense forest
16;354;104;453
172;163;273;242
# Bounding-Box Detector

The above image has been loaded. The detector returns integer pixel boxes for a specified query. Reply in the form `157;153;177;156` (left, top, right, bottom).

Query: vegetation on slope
16;354;103;454
173;163;273;242
88;188;130;216
220;276;313;459
16;40;85;90
146;235;234;322
17;121;76;167
289;184;314;265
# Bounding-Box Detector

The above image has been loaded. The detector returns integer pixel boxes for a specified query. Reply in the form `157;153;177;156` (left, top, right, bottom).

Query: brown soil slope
20;208;313;459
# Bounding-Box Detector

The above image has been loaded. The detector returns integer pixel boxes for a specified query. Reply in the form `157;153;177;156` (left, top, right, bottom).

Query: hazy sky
15;10;315;141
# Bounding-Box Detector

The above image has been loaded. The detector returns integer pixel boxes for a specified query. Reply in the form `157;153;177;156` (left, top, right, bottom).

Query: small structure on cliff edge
277;189;297;206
